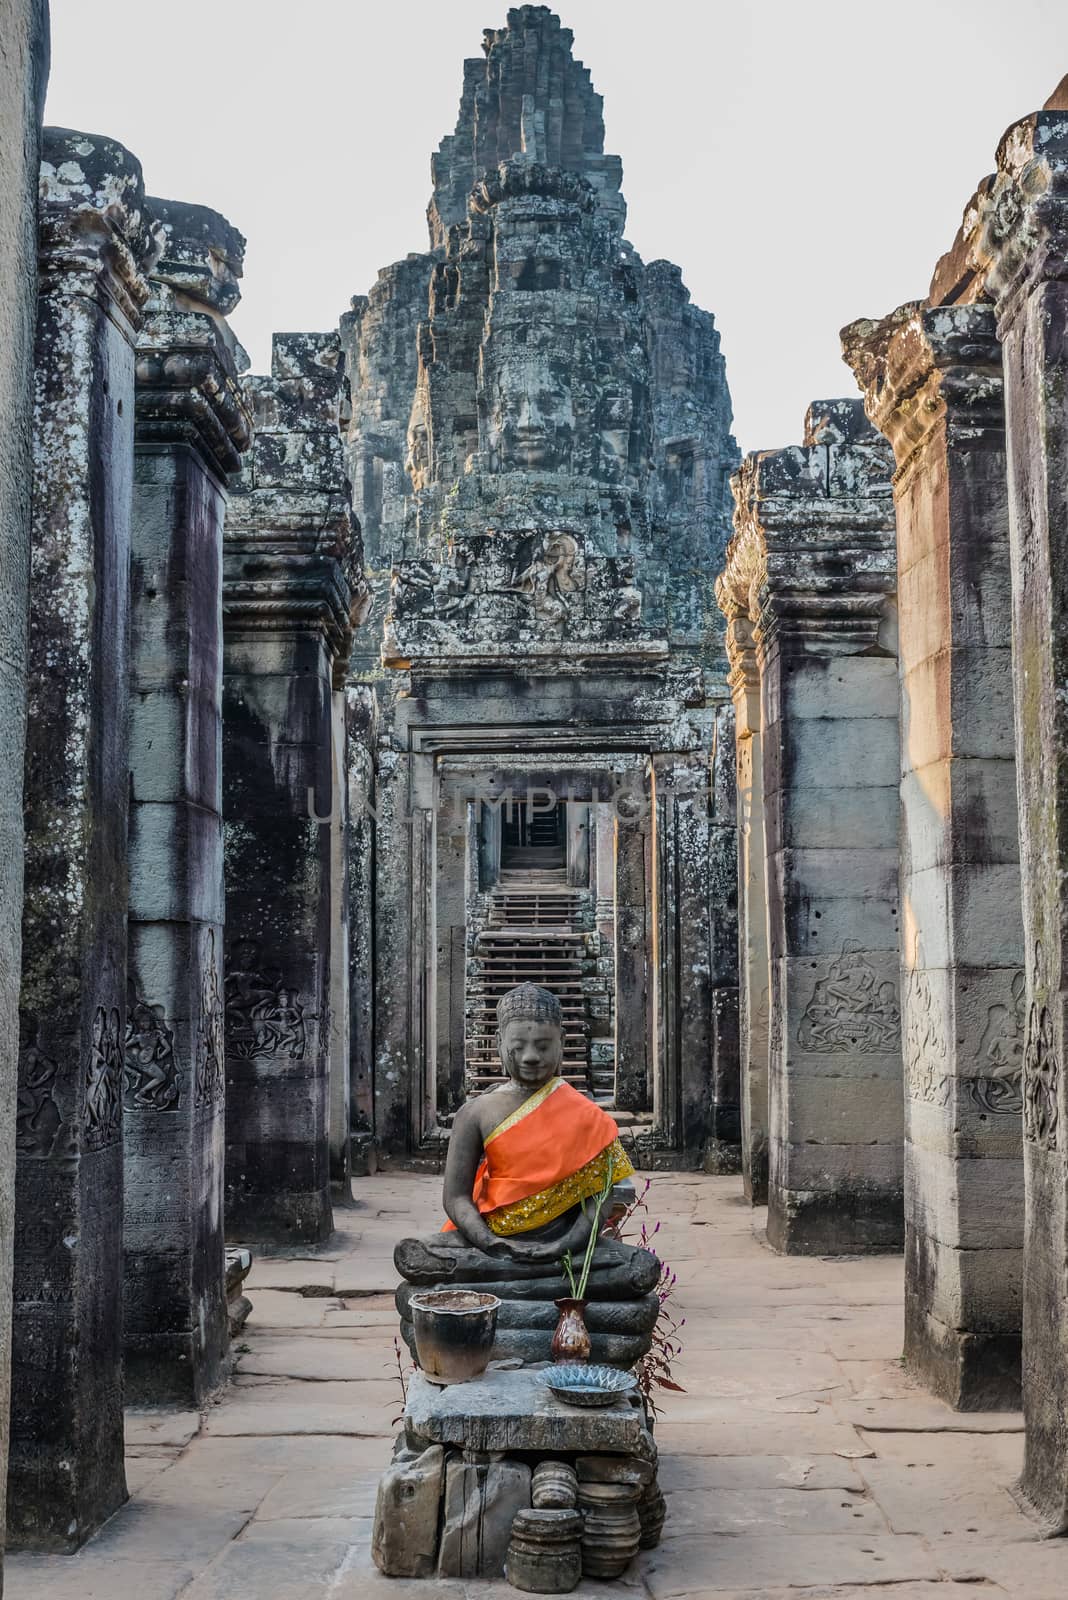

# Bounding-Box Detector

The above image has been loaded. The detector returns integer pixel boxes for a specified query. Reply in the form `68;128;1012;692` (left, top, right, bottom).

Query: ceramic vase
551;1297;591;1362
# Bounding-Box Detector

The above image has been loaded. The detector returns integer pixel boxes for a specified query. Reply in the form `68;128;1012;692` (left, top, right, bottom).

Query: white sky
45;0;1068;454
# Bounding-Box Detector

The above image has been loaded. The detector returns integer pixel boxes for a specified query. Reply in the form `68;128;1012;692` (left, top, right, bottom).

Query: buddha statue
394;982;661;1367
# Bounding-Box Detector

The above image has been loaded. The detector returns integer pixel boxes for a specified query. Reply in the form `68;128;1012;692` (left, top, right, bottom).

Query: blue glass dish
537;1363;637;1407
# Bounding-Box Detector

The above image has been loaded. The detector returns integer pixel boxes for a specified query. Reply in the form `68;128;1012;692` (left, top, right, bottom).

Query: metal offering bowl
537;1363;637;1408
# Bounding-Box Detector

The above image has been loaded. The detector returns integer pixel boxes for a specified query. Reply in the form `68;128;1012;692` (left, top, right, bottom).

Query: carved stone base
532;1460;578;1509
506;1509;583;1594
577;1481;641;1578
638;1478;667;1548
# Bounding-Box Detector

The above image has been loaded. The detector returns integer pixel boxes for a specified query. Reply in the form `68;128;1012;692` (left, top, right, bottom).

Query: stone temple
2;2;1068;1592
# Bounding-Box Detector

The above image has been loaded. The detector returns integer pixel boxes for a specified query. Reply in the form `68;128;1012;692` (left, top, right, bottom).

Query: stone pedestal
0;1;48;1574
373;1367;661;1585
843;303;1024;1408
222;332;366;1246
10;129;155;1550
978;108;1068;1526
507;1508;583;1593
123;200;252;1404
728;401;902;1254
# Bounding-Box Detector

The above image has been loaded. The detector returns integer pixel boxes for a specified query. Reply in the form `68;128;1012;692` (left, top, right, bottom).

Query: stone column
614;807;650;1113
651;755;727;1158
566;803;591;886
123;200;252;1404
435;773;469;1120
715;598;770;1202
371;745;414;1152
346;685;376;1162
592;801;615;945
843;304;1024;1408
328;689;352;1192
10;130;155;1550
0;0;48;1572
709;703;742;1170
223;332;364;1246
977;103;1068;1525
732;400;902;1254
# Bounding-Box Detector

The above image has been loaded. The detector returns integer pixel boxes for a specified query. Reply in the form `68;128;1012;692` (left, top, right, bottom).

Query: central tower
342;6;741;1170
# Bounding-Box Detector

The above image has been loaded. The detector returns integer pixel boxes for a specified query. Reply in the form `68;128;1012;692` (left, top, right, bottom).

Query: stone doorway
500;798;567;874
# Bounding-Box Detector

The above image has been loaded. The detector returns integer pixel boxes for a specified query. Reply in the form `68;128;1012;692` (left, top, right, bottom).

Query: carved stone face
484;351;574;472
498;1018;563;1089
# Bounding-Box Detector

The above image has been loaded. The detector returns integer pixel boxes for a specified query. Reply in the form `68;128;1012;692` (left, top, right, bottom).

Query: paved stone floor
7;1171;1066;1598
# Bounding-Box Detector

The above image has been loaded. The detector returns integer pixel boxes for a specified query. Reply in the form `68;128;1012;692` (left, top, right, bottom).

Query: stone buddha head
496;982;564;1090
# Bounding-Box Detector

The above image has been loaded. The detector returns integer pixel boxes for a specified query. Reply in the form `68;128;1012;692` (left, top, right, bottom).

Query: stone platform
373;1367;663;1586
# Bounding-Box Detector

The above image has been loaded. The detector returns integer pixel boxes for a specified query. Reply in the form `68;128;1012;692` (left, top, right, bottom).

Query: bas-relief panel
124;997;181;1111
797;945;900;1054
225;937;308;1063
195;927;226;1106
84;1005;123;1151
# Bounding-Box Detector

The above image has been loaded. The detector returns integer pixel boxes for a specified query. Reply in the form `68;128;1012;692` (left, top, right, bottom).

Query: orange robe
446;1077;635;1237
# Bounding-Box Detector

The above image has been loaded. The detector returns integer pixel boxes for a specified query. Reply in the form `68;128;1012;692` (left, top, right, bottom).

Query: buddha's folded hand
503;1235;563;1264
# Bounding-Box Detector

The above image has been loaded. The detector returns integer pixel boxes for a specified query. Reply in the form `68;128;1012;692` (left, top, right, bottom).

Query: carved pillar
123;201;251;1403
10;130;155;1549
977;105;1068;1525
732;400;902;1254
566;803;590;887
346;685;376;1161
843;303;1024;1407
592;801;616;944
371;744;413;1152
614;806;650;1112
716;598;770;1202
651;754;727;1158
0;2;48;1572
435;771;469;1120
708;702;741;1169
328;687;352;1191
222;332;364;1245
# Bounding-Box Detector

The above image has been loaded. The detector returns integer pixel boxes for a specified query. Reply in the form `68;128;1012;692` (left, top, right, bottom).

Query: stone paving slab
6;1172;1057;1599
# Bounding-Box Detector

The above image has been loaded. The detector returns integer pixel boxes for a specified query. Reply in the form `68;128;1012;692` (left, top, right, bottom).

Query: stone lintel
38;127;158;331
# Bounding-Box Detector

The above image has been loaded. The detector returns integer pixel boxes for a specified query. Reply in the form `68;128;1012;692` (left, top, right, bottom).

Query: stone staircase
465;875;592;1094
